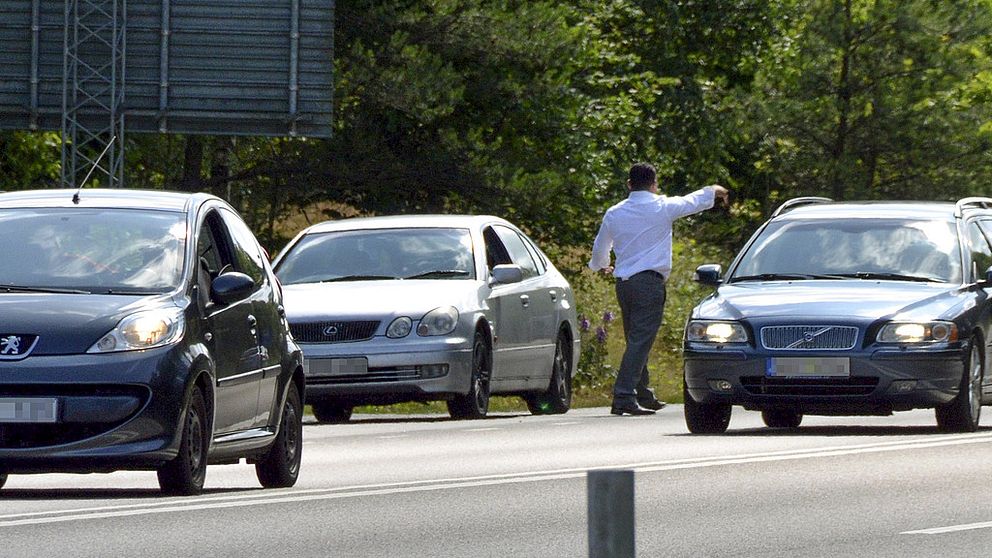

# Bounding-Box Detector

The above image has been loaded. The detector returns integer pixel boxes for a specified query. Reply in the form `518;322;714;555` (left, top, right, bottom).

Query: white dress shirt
589;186;717;280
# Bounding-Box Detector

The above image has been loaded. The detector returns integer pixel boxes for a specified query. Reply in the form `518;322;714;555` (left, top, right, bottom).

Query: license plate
0;397;58;423
305;357;369;377
767;357;850;378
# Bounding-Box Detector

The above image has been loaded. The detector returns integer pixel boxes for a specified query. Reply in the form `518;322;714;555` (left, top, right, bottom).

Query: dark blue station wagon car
0;189;304;494
683;197;992;433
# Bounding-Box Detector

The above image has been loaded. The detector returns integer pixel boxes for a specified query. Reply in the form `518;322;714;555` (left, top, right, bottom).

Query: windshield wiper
101;288;164;295
319;275;397;283
0;284;91;295
404;270;471;279
729;273;835;283
832;271;947;283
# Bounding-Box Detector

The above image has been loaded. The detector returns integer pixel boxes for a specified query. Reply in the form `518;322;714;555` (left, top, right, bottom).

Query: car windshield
275;227;476;284
731;217;962;284
0;208;187;293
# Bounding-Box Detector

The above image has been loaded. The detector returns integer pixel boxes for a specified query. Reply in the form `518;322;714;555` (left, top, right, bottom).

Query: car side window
483;227;512;270
492;225;539;279
520;233;547;275
219;209;266;287
966;222;992;283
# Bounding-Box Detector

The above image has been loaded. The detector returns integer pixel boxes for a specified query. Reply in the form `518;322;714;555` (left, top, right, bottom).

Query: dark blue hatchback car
0;189;304;494
684;197;992;433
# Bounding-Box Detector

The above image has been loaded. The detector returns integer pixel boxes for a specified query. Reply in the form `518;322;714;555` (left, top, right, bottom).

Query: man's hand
598;265;614;277
711;185;730;207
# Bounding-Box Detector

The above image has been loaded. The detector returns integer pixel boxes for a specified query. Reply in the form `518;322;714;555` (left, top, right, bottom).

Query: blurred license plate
305;357;368;377
0;397;57;423
767;357;850;378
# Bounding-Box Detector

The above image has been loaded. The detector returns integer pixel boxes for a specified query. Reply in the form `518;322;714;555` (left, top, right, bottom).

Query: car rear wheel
525;331;572;415
157;388;208;495
683;381;731;434
311;401;354;424
936;342;983;433
761;409;803;428
256;383;303;488
447;331;491;419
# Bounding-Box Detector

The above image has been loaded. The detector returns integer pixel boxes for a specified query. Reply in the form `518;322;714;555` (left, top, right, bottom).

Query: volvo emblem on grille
322;325;339;337
0;334;38;360
788;327;833;349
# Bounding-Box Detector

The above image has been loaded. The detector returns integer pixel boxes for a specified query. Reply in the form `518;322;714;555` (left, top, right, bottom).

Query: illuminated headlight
417;306;459;336
686;320;748;343
88;308;185;353
877;321;957;344
386;316;413;338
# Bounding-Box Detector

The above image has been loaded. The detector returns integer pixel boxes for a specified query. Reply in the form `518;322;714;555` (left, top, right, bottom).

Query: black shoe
636;398;666;411
610;402;656;416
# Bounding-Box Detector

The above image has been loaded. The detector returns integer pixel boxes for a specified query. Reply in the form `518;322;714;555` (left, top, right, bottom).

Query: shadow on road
681;424;992;437
304;412;530;426
0;486;259;500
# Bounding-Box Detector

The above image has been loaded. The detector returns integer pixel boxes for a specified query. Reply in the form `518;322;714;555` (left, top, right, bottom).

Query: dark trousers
613;271;666;404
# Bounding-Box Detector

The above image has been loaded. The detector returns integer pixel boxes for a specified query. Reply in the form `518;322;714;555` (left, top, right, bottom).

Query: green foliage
0;131;61;188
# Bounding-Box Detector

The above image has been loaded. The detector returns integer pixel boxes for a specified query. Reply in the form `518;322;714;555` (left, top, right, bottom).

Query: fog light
708;380;733;393
419;364;449;379
889;380;917;394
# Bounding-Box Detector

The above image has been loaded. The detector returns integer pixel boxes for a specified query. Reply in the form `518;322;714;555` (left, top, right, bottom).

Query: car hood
694;280;969;322
281;280;485;320
0;293;166;355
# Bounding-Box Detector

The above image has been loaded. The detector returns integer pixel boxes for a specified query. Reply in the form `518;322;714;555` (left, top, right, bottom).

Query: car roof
775;201;960;222
0;188;210;212
300;214;511;234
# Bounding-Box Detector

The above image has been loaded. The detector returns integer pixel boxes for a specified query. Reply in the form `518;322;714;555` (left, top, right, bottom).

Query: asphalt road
3;407;992;557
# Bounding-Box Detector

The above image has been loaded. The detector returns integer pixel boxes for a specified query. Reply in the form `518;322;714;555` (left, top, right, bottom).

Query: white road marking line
4;432;992;528
553;421;581;426
902;521;992;535
375;435;408;440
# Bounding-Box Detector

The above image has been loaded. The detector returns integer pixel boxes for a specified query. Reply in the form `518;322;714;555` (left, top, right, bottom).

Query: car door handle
520;294;530;308
549;290;558;302
247;314;258;336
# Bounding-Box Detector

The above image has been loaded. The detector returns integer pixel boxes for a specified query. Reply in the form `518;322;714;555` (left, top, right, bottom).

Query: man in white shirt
589;163;729;415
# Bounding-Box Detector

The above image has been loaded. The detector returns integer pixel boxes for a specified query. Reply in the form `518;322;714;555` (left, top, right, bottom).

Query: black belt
619;270;664;281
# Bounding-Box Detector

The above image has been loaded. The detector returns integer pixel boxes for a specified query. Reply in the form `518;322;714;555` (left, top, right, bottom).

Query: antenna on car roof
72;136;117;204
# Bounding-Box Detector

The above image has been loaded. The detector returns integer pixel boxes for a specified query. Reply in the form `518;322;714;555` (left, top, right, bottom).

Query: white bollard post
587;469;635;558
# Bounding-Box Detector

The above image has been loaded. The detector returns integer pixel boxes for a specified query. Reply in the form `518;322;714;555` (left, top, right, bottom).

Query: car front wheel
311;401;354;424
256;383;303;488
936;342;983;433
525;331;572;415
762;409;803;429
157;387;208;495
447;331;491;419
683;381;731;434
0;473;6;490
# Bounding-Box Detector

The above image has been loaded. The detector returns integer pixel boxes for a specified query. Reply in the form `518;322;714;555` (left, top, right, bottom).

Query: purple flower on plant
602;311;616;324
595;326;608;343
579;316;591;332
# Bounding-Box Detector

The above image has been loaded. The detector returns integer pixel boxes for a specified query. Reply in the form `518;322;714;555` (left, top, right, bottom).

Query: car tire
256;383;303;488
683;381;731;434
936;342;983;433
761;409;803;428
525;331;572;415
157;388;209;495
0;473;6;490
311;401;354;424
447;331;491;419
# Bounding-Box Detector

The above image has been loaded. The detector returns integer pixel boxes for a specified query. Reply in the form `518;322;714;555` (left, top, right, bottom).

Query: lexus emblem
323;325;339;337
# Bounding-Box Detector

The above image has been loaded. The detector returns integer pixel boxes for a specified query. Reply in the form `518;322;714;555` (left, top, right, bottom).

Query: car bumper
683;345;966;415
300;336;475;404
0;346;189;473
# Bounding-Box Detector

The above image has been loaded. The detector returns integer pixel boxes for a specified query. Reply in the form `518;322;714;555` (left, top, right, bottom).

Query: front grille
760;325;858;350
740;376;878;396
290;320;380;343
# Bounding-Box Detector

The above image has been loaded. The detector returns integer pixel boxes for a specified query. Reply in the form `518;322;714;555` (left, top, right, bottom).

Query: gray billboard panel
0;0;334;137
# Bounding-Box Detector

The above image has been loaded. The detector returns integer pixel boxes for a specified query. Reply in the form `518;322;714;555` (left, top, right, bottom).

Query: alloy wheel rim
473;340;490;413
969;345;982;421
188;411;204;480
554;341;569;405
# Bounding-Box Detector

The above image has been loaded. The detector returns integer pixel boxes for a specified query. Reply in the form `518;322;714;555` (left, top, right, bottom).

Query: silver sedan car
272;215;580;421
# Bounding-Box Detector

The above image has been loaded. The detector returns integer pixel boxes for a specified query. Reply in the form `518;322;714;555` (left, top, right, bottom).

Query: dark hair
628;163;656;191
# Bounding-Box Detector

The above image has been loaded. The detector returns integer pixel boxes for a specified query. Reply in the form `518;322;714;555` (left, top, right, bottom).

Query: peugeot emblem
323;325;339;337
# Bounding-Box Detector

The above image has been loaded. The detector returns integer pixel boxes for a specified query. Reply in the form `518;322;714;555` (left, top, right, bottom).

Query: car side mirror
211;272;255;305
491;264;524;285
693;264;723;287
